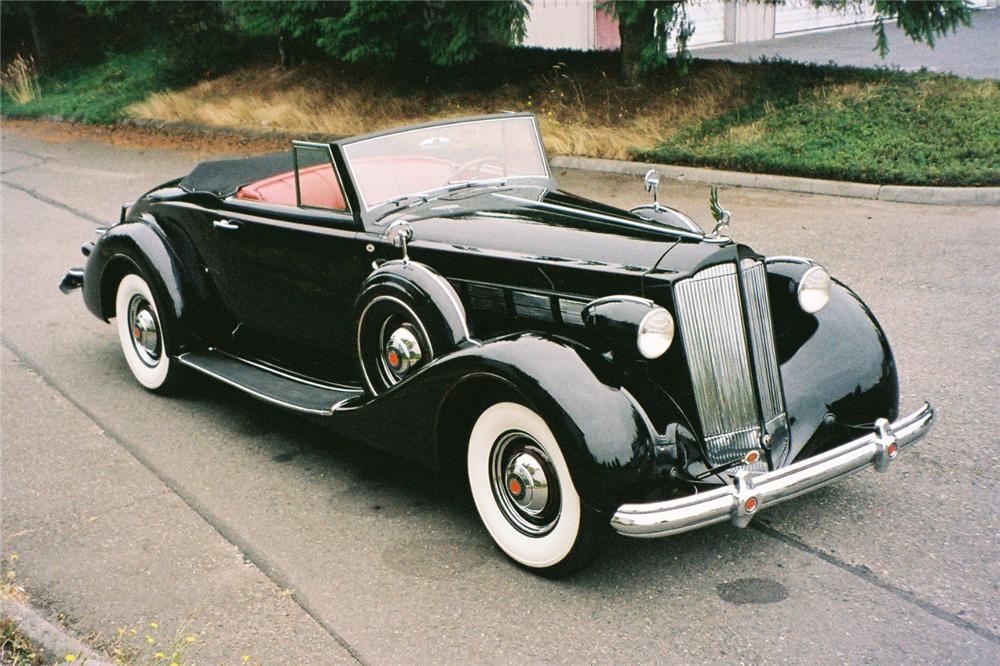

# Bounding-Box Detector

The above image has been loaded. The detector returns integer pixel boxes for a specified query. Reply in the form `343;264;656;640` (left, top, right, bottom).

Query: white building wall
523;0;596;51
521;1;887;52
774;0;878;35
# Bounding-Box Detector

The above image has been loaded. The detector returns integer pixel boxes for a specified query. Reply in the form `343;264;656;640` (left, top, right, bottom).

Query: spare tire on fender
354;260;471;396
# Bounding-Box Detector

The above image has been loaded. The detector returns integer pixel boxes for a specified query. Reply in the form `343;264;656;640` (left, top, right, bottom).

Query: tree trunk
278;32;293;68
618;4;655;87
25;4;49;65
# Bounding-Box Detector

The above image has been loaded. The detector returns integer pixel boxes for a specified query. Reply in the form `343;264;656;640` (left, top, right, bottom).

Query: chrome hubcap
490;432;561;536
384;327;422;376
128;295;160;366
504;452;549;515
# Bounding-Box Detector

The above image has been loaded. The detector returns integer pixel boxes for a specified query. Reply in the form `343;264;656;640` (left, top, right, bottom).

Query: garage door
686;1;727;46
667;0;727;50
775;0;877;35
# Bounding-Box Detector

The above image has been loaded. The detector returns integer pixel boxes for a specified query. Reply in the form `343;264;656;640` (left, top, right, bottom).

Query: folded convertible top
179;151;294;198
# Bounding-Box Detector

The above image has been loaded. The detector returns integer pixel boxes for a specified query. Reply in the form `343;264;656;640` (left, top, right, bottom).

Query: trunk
278;32;293;68
26;4;48;65
618;4;655;87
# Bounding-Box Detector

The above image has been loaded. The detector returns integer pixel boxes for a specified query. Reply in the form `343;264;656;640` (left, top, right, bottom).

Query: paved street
2;125;998;664
697;7;1000;80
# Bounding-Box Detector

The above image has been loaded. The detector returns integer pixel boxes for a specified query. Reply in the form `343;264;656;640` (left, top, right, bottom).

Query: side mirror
644;169;660;205
386;220;414;263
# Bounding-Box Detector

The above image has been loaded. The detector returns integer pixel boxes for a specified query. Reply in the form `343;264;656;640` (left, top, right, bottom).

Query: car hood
383;186;732;279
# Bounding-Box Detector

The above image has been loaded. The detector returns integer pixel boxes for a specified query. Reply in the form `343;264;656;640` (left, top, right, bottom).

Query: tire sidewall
115;273;172;390
467;402;583;570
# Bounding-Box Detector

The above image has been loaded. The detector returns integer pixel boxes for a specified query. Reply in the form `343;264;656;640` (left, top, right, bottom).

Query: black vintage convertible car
61;113;933;574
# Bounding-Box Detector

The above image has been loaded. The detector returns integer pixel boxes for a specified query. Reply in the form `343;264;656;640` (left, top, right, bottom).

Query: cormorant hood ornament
708;185;731;239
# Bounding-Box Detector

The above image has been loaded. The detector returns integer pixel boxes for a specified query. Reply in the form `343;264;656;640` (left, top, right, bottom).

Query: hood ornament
708;186;731;239
644;169;661;207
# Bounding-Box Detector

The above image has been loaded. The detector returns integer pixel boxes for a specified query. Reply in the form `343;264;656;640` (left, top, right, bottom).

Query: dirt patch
2;118;287;157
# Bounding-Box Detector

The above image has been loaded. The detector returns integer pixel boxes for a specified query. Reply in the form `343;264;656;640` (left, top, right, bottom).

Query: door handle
213;219;242;231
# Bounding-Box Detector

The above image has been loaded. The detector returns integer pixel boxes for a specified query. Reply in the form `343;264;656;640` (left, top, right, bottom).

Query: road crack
753;522;1000;646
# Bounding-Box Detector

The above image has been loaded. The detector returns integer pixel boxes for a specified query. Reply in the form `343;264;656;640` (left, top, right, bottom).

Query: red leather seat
235;163;346;211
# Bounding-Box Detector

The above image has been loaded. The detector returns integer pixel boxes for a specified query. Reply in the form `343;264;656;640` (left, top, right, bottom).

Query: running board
177;349;362;416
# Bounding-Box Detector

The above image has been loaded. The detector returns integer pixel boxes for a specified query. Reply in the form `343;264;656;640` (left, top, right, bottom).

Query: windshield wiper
376;180;507;220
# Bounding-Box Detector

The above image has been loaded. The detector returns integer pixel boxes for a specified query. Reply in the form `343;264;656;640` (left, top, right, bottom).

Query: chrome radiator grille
674;260;787;471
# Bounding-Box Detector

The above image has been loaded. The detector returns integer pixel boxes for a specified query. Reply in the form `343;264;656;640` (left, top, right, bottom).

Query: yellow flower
129;628;137;636
185;635;196;643
9;553;17;560
150;621;159;629
146;635;155;644
65;656;77;663
242;656;250;662
170;663;180;666
154;652;165;659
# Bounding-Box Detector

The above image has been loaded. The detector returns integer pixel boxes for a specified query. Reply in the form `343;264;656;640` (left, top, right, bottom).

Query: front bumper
611;402;934;538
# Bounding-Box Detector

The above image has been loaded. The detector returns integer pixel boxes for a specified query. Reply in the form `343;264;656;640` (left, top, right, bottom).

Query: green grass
4;46;997;187
637;61;1000;187
1;47;199;124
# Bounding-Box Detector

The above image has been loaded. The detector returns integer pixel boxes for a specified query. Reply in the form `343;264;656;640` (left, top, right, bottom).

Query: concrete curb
29;117;1000;206
1;598;113;666
550;156;1000;206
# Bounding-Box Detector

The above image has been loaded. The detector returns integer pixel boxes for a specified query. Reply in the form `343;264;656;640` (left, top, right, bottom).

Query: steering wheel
448;156;507;183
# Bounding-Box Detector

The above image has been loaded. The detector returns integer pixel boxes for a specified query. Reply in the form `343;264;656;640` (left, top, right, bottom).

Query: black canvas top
179;151;295;197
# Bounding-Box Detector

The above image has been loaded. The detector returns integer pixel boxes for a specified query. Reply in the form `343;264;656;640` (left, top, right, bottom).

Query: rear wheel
114;273;180;392
467;402;599;576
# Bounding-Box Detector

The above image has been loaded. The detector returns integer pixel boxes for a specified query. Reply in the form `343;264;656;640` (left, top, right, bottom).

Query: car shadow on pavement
167;363;846;593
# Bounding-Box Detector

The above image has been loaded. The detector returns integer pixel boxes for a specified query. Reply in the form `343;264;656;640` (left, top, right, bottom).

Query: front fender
767;260;899;463
331;333;662;515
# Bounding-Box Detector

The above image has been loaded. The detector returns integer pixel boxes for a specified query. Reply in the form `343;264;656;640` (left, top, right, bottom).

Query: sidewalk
0;346;357;665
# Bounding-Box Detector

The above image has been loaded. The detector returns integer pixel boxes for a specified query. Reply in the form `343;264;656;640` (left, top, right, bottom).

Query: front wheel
114;273;181;392
467;402;599;576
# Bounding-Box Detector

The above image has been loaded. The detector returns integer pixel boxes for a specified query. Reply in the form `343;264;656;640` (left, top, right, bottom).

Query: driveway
696;7;1000;80
2;124;998;664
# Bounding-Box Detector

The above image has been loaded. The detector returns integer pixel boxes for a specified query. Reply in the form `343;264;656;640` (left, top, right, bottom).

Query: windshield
341;116;549;211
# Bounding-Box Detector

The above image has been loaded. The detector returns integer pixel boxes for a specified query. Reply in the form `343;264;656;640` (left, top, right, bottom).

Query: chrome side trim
584;294;655;309
611;403;934;538
493;193;706;241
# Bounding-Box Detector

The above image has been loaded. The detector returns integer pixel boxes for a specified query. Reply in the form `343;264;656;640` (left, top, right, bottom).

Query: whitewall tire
114;273;176;391
467;402;597;574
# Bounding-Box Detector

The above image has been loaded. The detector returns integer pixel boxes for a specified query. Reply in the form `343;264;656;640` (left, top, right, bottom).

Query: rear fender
82;217;203;352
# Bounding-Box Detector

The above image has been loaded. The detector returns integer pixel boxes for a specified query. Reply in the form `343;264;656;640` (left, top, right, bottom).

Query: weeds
1;54;41;105
3;46;998;186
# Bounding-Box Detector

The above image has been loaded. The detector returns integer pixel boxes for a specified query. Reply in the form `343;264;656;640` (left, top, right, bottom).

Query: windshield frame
335;113;554;215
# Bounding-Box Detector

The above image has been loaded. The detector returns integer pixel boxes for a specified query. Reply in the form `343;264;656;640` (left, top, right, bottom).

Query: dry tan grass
1;54;41;104
128;62;755;159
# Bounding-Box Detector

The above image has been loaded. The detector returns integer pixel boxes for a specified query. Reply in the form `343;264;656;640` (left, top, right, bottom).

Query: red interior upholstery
235;163;346;211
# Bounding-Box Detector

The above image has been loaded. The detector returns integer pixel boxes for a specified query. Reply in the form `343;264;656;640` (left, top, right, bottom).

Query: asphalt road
2;127;998;665
696;7;1000;80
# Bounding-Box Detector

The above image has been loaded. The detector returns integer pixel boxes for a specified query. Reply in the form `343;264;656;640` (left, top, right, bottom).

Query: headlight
798;265;831;313
637;307;675;359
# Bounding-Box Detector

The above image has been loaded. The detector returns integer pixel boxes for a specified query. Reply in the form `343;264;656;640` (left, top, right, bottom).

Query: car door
210;142;367;353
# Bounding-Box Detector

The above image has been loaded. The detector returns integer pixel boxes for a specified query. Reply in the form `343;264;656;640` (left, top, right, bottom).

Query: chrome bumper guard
611;402;934;538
